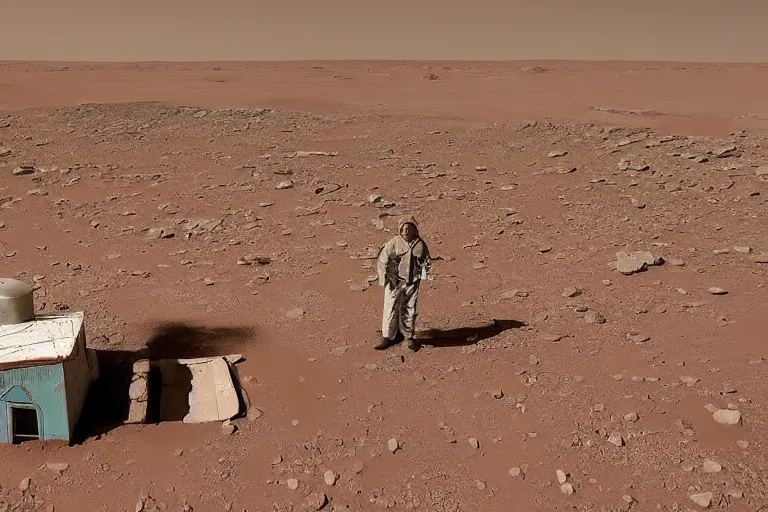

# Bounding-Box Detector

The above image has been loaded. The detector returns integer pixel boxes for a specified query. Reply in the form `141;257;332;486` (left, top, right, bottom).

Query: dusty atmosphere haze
2;0;768;62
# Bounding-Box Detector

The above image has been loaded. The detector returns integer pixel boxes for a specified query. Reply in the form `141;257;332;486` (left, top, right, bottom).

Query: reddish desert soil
0;61;767;512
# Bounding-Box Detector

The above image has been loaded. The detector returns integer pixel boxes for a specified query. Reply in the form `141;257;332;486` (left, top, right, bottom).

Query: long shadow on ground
416;319;525;348
72;322;256;445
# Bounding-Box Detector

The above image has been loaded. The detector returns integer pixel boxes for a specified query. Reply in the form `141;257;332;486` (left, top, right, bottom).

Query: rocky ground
1;65;767;511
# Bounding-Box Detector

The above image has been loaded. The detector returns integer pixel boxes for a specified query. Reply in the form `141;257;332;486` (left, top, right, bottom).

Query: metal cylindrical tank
0;278;35;325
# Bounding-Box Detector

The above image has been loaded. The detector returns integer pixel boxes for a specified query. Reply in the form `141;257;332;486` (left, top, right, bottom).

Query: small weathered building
0;278;98;444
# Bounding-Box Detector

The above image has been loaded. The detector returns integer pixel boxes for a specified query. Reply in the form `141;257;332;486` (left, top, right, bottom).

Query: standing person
375;215;431;352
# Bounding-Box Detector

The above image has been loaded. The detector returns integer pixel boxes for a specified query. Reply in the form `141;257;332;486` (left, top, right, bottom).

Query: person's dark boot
375;337;395;350
407;338;421;352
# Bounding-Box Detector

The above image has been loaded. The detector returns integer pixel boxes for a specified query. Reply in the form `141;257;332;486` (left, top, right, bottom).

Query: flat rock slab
615;251;664;275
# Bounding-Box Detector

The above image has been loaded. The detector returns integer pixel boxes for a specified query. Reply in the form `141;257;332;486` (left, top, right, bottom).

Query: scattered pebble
468;437;480;449
323;469;337;486
387;438;400;453
560;483;574;495
708;287;728;295
556;469;567;484
286;478;299;490
508;467;522;477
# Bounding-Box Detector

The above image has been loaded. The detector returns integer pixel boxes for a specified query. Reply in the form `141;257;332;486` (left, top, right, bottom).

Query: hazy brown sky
2;0;767;62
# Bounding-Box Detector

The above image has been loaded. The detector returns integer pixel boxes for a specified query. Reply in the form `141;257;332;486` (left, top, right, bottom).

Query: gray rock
623;412;639;422
702;458;722;473
562;287;581;298
626;332;650;343
44;462;70;472
285;308;305;319
607;432;625;447
713;409;742;425
689;492;713;508
237;254;271;265
714;145;736;157
679;376;700;387
584;311;606;324
0;147;11;157
324;469;337;486
556;469;567;484
560;482;574;495
286;478;299;490
615;251;664;275
708;287;728;295
388;438;400;452
276;180;294;189
468;437;480;449
307;493;328;510
145;227;173;240
12;165;35;176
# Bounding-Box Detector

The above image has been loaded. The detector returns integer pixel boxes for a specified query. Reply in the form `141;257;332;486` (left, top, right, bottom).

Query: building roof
0;312;84;370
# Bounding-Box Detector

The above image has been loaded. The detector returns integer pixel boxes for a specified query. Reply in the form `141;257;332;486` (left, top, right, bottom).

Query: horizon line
2;58;768;66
